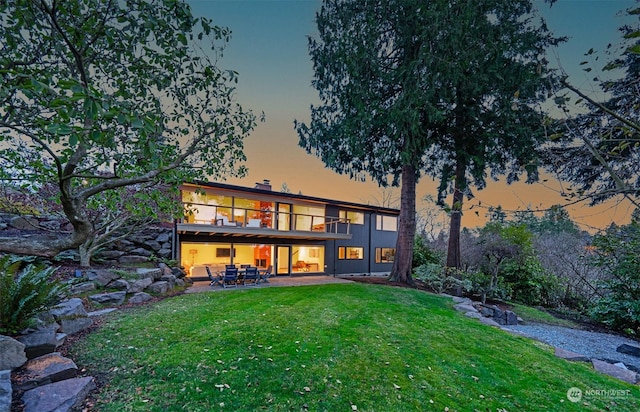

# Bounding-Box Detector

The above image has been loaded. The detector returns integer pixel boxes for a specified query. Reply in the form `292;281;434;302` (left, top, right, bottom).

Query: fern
0;256;67;335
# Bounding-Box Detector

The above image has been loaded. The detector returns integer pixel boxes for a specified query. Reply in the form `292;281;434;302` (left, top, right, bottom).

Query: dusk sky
187;0;636;232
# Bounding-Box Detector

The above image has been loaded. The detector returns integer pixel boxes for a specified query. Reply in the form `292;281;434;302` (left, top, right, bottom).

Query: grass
508;302;581;328
69;283;640;411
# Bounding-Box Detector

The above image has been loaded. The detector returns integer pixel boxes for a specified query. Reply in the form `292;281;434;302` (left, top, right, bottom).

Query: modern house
175;180;400;280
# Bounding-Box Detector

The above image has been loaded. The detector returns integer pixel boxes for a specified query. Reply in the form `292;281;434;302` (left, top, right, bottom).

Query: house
175;180;400;280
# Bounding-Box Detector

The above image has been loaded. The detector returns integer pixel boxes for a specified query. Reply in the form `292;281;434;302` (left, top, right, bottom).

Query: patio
185;274;353;293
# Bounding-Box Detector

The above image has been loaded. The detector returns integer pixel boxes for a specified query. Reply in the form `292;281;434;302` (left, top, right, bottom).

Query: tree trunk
446;160;466;295
388;164;416;285
79;242;92;268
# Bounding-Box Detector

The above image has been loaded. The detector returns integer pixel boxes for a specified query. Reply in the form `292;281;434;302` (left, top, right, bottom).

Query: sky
186;0;637;233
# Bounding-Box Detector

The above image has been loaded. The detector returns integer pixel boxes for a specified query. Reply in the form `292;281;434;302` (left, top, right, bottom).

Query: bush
414;264;472;295
589;222;640;336
0;256;67;335
501;256;564;307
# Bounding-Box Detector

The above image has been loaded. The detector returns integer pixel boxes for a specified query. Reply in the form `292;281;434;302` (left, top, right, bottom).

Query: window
339;210;364;225
376;215;397;231
338;246;364;260
216;248;236;258
375;248;396;263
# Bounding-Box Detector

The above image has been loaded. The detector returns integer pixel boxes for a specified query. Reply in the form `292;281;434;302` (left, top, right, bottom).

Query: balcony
177;204;352;241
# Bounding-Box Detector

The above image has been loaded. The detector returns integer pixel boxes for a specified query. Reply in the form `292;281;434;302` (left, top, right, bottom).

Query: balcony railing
183;204;351;235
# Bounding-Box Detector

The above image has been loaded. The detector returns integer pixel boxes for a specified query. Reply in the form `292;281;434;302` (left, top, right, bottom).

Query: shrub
0;256;67;335
414;264;472;295
589;222;640;336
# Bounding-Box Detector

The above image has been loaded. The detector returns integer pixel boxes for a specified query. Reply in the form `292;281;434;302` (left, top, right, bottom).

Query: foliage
69;284;639;411
0;0;255;257
413;264;472;295
546;4;640;208
501;255;563;307
412;234;442;269
589;220;640;335
0;256;66;334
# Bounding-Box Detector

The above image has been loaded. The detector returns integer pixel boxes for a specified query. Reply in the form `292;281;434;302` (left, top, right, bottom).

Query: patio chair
243;266;259;285
258;265;273;283
206;266;222;287
222;267;238;288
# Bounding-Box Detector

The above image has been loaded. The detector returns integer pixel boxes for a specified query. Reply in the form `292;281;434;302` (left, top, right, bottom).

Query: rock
130;277;153;293
145;240;162;251
453;303;477;313
16;327;65;360
87;308;117;317
175;278;186;287
504;311;518;326
130;247;153;257
0;336;27;370
0;370;11;412
21;376;95;412
9;216;39;230
156;232;171;243
158;263;173;276
47;298;93;335
128;292;153;304
146;281;170;295
479;306;494;317
465;312;482;319
591;359;638;384
88;291;126;306
451;296;472;304
119;255;148;264
554;347;590;362
490;305;503;321
616;343;640;358
160;274;176;287
109;278;131;291
478;317;501;327
69;282;96;295
19;353;78;390
137;268;162;280
157;248;172;258
84;270;120;287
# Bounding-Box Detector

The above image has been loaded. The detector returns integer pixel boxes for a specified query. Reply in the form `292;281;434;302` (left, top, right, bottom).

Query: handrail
182;203;351;235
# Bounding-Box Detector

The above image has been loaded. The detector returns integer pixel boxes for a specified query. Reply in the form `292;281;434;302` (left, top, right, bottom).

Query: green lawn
69;283;640;411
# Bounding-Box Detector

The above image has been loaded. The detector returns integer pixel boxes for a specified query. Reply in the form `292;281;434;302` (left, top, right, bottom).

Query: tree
296;0;560;286
296;0;440;284
546;4;639;209
0;0;255;257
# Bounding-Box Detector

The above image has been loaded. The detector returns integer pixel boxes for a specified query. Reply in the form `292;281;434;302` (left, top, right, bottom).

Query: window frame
338;246;364;260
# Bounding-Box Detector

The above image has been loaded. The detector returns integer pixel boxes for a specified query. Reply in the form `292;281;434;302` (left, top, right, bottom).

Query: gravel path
502;323;640;371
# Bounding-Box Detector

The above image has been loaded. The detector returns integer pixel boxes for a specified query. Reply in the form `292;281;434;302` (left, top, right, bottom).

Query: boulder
128;292;153;304
69;282;96;295
109;279;131;291
16;327;66;360
130;247;153;257
118;255;148;264
158;263;173;277
21;376;95;412
453;303;477;313
160;274;176;287
157;248;172;258
155;232;171;243
9;216;39;230
0;370;11;412
18;353;78;390
145;240;162;252
616;343;640;358
504;311;518;326
88;291;126;306
87;308;117;317
591;359;638;384
84;270;120;287
146;281;170;295
137;268;162;280
478;317;501;327
554;347;590;362
130;277;153;293
47;298;93;335
0;335;27;370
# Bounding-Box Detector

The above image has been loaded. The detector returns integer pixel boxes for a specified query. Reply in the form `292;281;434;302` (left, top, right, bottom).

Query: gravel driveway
502;323;640;371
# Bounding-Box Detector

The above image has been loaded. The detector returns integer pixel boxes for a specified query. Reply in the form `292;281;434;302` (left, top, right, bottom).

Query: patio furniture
243;266;259;285
205;266;222;286
222;267;238;288
258;265;273;283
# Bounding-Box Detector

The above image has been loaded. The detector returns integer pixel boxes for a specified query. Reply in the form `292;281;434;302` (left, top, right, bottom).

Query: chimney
255;179;272;191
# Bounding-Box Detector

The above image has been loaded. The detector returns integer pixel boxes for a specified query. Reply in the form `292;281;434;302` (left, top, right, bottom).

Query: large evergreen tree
297;0;560;284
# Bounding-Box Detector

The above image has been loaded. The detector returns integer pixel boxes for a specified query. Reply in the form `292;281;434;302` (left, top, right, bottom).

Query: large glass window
375;248;396;263
339;210;364;225
376;215;398;231
338;246;364;260
181;242;274;278
182;189;232;224
293;205;325;231
292;245;324;272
